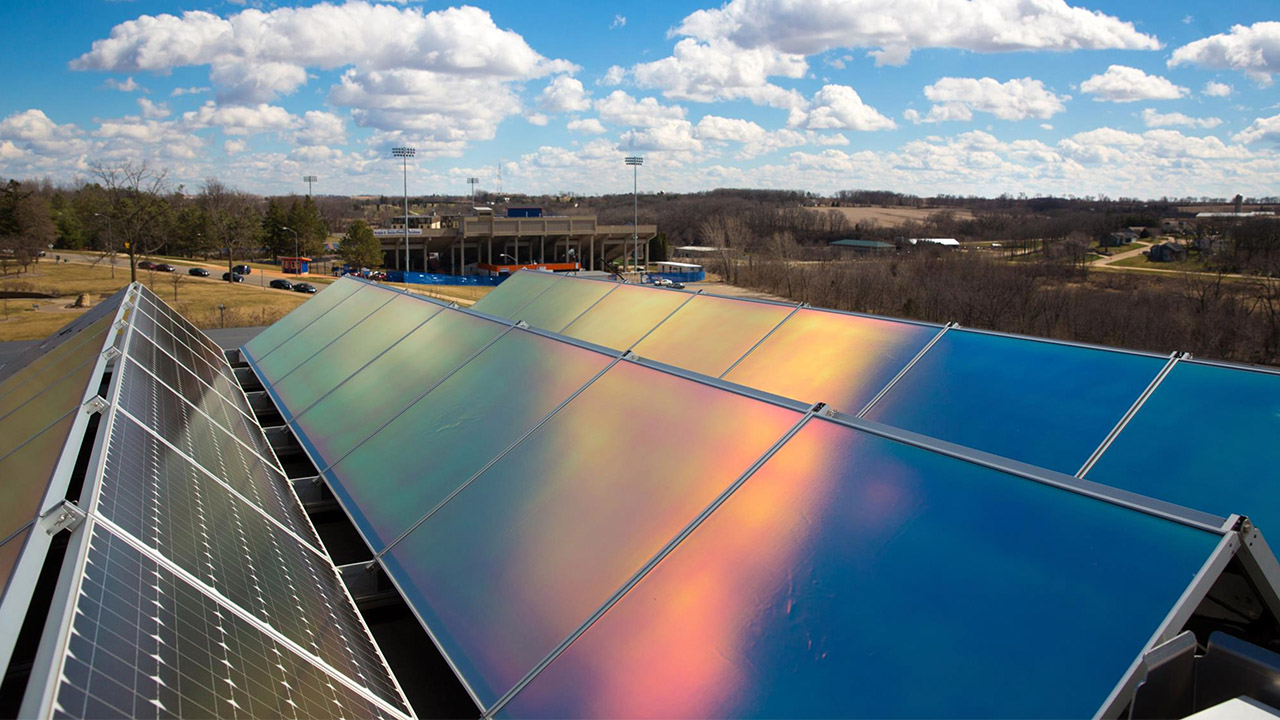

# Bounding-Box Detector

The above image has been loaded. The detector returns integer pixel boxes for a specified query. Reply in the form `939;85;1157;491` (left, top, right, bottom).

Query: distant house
1148;242;1187;262
830;239;894;253
1100;230;1139;247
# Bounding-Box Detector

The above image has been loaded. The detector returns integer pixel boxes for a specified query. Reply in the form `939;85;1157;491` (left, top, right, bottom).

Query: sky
0;0;1277;199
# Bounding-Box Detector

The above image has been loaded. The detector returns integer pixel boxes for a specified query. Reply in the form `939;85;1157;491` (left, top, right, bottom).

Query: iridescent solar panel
289;308;508;463
0;358;101;461
863;330;1167;474
500;417;1221;718
254;285;395;381
272;292;444;416
1086;361;1280;531
243;276;364;360
47;525;408;719
469;270;562;319
630;294;794;378
381;360;803;705
327;328;614;550
561;280;691;351
723;308;940;413
509;276;616;332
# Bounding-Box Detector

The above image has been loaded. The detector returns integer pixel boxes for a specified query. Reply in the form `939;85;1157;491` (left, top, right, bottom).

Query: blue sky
0;0;1277;198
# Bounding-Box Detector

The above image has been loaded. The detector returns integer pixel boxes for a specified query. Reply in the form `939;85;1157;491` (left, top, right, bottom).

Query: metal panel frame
1076;353;1181;478
0;290;131;677
856;322;953;417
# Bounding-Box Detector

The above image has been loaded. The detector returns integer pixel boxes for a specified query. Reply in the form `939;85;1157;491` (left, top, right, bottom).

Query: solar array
473;271;1280;525
0;283;411;719
245;275;1280;717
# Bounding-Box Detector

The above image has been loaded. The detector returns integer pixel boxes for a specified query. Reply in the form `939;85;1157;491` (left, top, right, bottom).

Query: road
50;251;317;295
1091;242;1151;267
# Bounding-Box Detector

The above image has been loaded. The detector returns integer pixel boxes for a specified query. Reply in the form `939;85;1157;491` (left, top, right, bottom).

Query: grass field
1110;253;1210;272
0;263;309;341
804;205;976;227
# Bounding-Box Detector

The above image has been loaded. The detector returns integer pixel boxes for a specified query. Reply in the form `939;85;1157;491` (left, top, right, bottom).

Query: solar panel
508;275;617;332
324;328;615;550
468;270;562;319
94;415;403;709
253;284;396;380
722;308;942;414
497;415;1224;718
629;293;796;377
1086;359;1280;532
863;329;1169;475
0;313;115;413
270;292;445;413
561;280;692;351
0;413;78;547
243;277;364;360
286;307;509;461
380;359;806;706
39;525;407;719
0;286;127;385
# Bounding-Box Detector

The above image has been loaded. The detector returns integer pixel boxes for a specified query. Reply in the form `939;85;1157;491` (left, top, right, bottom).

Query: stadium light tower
392;147;415;271
302;175;317;197
467;177;479;206
625;156;643;279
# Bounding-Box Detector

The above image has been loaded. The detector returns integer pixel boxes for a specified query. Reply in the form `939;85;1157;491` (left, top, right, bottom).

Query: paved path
1090;242;1152;267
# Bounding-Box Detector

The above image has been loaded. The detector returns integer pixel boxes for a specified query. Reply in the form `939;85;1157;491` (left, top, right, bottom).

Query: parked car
232;264;252;275
293;282;317;294
222;271;245;283
269;278;293;290
137;260;155;270
369;271;388;281
188;267;210;277
154;263;175;272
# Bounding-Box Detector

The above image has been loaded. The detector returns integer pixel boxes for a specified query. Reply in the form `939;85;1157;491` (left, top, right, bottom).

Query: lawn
0;262;310;341
1110;253;1211;272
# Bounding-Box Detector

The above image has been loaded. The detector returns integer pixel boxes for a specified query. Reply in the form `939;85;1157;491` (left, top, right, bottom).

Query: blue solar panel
863;329;1168;474
1087;360;1280;532
499;416;1223;718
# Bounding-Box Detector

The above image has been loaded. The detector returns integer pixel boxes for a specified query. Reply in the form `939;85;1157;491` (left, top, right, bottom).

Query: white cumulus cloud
1170;22;1280;86
796;85;895;131
595;91;686;127
567;118;606;134
1202;81;1233;97
674;0;1159;66
1141;108;1222;129
910;77;1068;122
539;75;591;113
1080;65;1187;102
1234;114;1280;144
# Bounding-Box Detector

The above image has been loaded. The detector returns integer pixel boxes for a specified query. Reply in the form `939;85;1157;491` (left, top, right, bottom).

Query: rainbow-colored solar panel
326;329;614;550
470;270;562;319
723;308;940;413
630;294;794;377
863;329;1167;474
0;314;114;413
561;281;692;351
289;308;508;463
1087;360;1280;531
510;276;617;332
254;284;394;381
381;360;803;705
501;417;1220;719
272;292;444;415
243;276;363;359
0;357;101;461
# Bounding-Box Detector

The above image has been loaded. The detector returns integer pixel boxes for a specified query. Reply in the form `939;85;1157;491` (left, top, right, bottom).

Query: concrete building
375;210;657;275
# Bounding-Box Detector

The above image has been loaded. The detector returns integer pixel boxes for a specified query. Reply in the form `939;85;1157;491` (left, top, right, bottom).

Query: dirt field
804;205;975;227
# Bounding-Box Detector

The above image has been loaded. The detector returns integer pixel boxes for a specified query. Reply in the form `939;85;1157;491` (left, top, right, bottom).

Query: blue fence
646;270;706;283
383;271;506;286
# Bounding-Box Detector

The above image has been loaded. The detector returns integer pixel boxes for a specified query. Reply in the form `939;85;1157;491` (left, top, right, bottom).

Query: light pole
392;147;415;272
467;177;479;206
282;226;299;282
302;175;317;197
625;156;643;280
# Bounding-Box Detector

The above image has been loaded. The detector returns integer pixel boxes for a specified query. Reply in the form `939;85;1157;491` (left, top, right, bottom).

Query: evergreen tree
339;220;382;269
262;198;289;258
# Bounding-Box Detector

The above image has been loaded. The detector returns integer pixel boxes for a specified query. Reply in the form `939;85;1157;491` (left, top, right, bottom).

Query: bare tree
199;178;262;281
90;160;169;282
